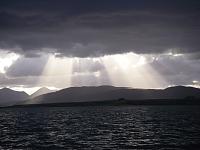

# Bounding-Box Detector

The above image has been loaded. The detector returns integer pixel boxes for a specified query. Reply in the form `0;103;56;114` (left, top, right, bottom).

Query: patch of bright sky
0;50;20;73
9;86;59;95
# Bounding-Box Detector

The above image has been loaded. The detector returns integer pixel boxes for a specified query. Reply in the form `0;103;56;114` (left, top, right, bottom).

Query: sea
0;106;200;149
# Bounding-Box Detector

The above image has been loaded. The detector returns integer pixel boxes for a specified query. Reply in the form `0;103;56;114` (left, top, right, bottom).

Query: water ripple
0;106;200;149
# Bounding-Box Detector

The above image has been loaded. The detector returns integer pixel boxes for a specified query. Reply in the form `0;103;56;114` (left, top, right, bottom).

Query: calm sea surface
0;106;200;150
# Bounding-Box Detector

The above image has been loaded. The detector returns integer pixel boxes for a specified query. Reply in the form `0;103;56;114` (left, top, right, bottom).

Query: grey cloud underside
148;55;200;85
0;0;200;57
6;55;48;77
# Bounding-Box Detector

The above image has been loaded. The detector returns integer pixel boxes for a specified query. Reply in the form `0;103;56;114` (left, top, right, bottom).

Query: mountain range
0;88;29;106
24;86;200;105
0;87;54;106
0;86;200;107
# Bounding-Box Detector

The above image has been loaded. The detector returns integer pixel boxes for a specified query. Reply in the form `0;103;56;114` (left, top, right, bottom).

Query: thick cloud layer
0;0;200;57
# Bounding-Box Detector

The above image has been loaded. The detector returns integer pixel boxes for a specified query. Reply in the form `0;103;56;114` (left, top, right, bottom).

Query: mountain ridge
24;86;200;105
30;87;56;98
0;88;29;106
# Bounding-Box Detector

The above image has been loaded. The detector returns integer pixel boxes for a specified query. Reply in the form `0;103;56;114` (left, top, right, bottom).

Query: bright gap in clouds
0;51;19;73
11;86;59;95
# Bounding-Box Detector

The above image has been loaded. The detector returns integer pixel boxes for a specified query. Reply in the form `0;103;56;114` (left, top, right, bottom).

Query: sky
0;0;200;94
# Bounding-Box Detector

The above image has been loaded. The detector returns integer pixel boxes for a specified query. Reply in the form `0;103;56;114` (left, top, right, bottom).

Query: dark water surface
0;106;200;149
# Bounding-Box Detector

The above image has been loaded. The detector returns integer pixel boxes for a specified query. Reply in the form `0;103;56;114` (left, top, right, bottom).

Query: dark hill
0;88;29;106
24;86;200;105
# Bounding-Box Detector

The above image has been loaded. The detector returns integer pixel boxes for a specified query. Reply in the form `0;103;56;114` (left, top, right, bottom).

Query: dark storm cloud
0;0;200;57
0;73;38;87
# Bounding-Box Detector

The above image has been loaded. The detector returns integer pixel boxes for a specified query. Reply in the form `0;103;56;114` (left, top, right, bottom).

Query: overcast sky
0;0;199;94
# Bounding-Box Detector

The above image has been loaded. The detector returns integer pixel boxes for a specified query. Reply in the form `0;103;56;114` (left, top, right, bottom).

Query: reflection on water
0;106;200;149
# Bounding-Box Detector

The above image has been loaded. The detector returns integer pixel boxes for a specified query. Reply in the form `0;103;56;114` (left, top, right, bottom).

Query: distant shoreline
1;98;200;109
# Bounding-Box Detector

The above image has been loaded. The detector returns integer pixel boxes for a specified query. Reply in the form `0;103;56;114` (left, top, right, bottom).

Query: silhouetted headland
0;88;29;106
1;85;200;108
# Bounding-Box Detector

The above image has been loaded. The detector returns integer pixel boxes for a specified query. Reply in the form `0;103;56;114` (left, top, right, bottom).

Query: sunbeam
36;54;73;89
101;52;168;88
35;52;168;89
